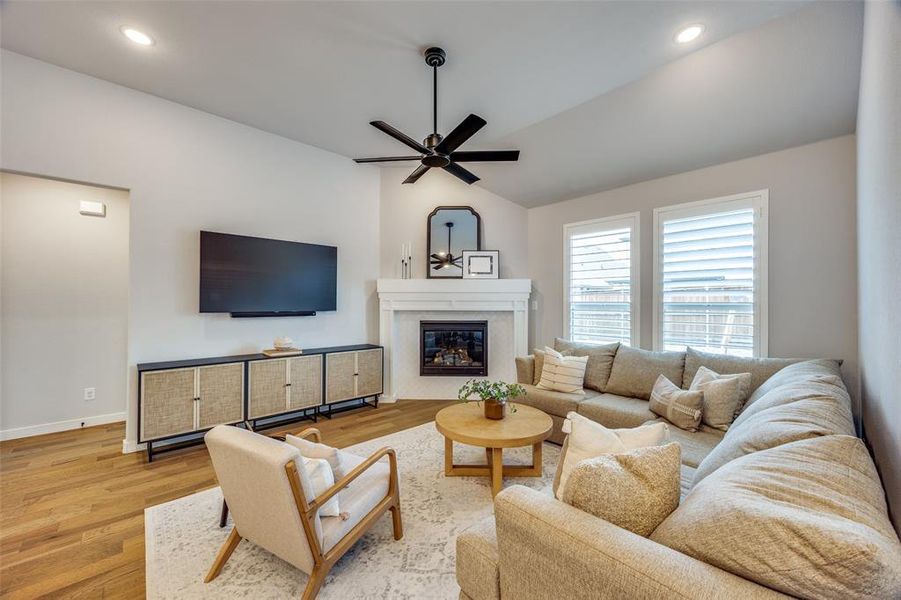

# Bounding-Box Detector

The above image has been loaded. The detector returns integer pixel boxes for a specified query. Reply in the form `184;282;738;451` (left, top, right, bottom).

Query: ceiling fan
354;47;520;185
430;222;464;270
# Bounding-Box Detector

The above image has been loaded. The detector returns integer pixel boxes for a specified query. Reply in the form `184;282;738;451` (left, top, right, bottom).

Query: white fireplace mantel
377;278;532;402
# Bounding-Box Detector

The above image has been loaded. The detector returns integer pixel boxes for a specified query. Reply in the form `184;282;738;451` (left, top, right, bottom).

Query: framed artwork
462;250;499;279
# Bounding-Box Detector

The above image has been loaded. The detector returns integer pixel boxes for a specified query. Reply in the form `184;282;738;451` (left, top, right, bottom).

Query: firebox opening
420;320;488;377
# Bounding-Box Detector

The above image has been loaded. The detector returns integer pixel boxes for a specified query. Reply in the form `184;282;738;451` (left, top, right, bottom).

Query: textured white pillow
554;411;670;499
537;347;588;394
300;456;341;517
285;434;346;479
689;366;752;431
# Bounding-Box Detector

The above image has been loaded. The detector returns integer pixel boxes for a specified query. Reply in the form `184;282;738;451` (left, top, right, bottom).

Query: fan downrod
424;47;446;67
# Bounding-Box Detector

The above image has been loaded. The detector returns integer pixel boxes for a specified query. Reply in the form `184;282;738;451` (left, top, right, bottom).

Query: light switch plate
79;200;106;217
84;387;96;401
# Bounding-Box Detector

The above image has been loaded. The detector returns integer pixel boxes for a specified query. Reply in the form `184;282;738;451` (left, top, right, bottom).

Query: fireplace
420;321;488;376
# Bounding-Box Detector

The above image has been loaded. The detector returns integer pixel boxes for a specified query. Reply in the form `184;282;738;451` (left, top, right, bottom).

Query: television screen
199;231;337;314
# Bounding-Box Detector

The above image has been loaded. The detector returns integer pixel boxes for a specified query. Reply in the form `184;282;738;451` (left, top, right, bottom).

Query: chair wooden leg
390;500;404;540
219;500;229;528
301;565;327;600
204;528;241;583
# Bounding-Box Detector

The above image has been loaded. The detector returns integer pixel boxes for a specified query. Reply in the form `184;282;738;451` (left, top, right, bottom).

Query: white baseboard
0;412;126;441
122;439;145;454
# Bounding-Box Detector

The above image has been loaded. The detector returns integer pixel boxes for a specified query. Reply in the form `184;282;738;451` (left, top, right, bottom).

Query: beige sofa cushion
320;450;390;551
576;393;656;429
518;384;597;418
649;375;704;431
553;413;670;498
647;418;724;468
456;517;500;600
652;436;901;599
681;347;799;394
688;366;751;431
553;338;619;392
741;358;845;411
537;347;588;394
692;384;855;485
605;346;685;400
562;443;681;537
733;376;851;431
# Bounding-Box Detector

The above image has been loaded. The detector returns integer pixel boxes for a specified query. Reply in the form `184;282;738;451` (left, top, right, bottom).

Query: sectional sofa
456;341;901;599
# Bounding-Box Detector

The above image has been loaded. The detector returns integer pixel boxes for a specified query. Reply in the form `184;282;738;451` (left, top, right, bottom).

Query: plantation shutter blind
659;206;759;357
566;215;638;346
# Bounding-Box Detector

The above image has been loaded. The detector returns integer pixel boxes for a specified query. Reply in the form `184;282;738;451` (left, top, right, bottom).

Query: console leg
147;441;154;463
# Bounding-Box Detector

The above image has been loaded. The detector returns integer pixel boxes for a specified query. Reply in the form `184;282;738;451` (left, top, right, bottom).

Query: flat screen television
200;231;337;316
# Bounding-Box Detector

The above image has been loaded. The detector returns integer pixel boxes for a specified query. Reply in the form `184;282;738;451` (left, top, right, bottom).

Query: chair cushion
537;347;589;394
285;434;346;479
681;347;800;394
605;346;685;400
301;456;341;517
651;436;901;599
553;338;620;392
646;418;724;468
649;375;704;432
518;384;597;418
562;442;681;537
321;451;390;551
693;380;855;485
577;393;656;429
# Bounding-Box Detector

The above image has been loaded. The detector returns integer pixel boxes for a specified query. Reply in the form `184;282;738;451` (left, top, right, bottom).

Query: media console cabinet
137;344;383;461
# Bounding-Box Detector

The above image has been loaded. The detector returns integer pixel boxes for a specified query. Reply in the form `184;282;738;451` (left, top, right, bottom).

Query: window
653;191;768;357
564;213;640;346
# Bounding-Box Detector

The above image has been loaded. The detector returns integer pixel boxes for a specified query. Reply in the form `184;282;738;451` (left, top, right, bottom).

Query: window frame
652;190;769;357
563;212;641;347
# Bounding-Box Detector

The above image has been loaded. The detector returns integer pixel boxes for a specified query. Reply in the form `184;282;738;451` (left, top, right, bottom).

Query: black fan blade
370;121;430;154
443;162;480;185
430;253;445;260
403;164;431;184
435;114;487;154
450;150;519;162
354;156;422;163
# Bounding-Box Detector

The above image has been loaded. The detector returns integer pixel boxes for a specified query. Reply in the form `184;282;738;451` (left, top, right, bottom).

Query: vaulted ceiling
0;1;862;207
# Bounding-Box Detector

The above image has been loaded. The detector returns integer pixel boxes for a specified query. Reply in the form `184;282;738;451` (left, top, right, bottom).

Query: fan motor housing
422;153;451;168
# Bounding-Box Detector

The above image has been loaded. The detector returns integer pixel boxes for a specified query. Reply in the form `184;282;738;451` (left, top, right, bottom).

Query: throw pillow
553;411;670;499
553;338;620;392
689;366;751;431
605;345;686;400
649;375;703;432
562;443;681;536
299;456;341;517
537;347;588;394
651;436;901;599
531;347;571;386
285;434;346;480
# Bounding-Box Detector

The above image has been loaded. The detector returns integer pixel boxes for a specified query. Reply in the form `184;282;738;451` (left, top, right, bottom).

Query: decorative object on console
553;412;670;500
353;47;520;185
462;250;499;279
262;336;303;357
458;379;525;420
427;206;480;278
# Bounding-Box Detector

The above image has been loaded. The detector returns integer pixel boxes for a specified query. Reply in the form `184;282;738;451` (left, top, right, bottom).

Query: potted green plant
457;379;526;420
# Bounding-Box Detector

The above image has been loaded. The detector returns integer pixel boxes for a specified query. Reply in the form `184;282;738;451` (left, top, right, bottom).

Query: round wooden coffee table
435;402;553;497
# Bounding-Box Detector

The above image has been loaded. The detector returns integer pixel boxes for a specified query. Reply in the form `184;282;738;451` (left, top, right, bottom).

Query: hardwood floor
0;399;452;599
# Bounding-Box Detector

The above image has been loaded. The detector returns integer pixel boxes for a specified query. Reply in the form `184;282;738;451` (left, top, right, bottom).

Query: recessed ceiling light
121;27;154;46
675;24;704;44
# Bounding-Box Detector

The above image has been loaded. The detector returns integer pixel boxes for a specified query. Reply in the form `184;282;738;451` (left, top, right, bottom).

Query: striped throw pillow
649;374;703;431
537;347;588;394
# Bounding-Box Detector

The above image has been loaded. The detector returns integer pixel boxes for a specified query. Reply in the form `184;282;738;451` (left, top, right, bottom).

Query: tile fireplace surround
377;279;531;401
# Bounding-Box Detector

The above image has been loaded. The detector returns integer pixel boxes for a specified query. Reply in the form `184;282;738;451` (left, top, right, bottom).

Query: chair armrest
292;427;322;443
493;486;788;599
306;447;397;514
514;356;534;385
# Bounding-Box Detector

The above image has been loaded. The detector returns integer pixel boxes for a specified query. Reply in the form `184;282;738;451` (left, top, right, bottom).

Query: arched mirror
426;206;481;279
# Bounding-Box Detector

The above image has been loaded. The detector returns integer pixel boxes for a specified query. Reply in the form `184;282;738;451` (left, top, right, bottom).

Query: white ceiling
1;1;861;207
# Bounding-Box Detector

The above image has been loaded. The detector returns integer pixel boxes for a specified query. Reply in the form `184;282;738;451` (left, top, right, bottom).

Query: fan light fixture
675;24;704;44
354;47;520;185
121;27;154;46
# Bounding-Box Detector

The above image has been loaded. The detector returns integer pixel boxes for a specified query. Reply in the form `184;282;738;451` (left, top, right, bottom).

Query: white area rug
145;422;560;599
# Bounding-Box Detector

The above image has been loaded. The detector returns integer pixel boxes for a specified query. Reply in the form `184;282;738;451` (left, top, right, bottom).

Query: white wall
528;135;859;402
856;0;900;532
379;168;528;279
1;51;381;449
1;173;129;437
